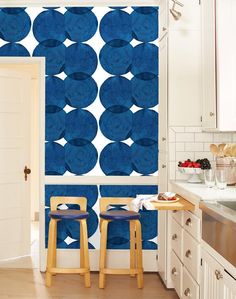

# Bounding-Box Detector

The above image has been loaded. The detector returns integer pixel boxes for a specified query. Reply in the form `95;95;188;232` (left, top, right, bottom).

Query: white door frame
0;57;45;271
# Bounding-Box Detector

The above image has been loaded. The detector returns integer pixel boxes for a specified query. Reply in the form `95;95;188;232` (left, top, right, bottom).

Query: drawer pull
184;288;191;297
185;218;192;226
171;267;178;276
172;233;178;240
215;270;223;280
185;249;191;258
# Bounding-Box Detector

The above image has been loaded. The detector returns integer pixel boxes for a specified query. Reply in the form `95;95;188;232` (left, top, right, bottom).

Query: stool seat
100;210;140;221
49;209;89;220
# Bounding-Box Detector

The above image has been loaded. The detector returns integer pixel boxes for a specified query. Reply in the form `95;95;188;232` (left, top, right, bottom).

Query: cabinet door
222;271;236;299
201;0;217;129
201;249;224;299
216;0;236;131
168;29;202;127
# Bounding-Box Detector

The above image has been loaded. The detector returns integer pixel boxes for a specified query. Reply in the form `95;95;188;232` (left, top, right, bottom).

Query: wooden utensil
231;144;236;157
210;144;219;156
223;144;232;157
218;143;226;157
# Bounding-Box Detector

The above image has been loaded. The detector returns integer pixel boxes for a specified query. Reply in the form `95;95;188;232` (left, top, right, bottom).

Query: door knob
24;166;31;181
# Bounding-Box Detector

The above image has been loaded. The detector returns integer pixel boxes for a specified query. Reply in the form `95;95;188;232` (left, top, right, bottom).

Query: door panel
0;69;31;261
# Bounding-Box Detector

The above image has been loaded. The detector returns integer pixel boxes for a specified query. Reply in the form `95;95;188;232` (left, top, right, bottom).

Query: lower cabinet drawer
172;210;183;226
182;267;199;299
171;218;183;260
171;251;183;298
183;230;200;283
183;210;201;241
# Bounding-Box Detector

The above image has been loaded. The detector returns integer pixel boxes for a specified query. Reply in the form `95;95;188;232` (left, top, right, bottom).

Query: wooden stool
45;196;90;288
99;197;143;289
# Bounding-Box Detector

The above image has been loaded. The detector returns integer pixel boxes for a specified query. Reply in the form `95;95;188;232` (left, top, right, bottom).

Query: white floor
0;221;39;269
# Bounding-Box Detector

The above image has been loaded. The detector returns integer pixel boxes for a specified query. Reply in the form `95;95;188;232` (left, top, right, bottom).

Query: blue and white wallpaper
0;6;158;176
0;6;159;249
45;184;158;249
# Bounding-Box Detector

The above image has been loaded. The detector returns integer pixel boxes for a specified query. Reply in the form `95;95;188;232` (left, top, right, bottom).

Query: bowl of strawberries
178;159;203;183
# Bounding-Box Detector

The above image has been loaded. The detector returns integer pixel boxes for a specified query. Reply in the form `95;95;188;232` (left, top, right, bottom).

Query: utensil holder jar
216;157;236;186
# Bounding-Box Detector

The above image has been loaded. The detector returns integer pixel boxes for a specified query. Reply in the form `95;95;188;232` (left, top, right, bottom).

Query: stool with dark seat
99;197;143;289
45;196;90;288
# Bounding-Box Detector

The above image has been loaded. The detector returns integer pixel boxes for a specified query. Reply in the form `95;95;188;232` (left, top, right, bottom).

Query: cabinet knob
162;27;167;31
162;164;167;168
171;267;178;276
215;270;223;280
209;112;215;117
162;137;166;141
184;288;191;297
185;249;192;258
172;233;178;240
185;218;192;226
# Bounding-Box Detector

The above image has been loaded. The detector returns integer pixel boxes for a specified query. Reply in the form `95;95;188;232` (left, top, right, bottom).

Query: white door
0;69;31;260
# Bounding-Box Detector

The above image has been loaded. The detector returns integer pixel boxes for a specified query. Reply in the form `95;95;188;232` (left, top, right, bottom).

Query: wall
0;6;159;253
168;126;236;181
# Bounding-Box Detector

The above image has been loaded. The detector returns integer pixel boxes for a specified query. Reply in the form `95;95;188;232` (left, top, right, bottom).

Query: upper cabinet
202;0;236;131
168;0;202;127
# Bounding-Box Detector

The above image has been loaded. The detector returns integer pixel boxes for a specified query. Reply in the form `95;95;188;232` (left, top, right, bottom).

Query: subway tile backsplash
168;126;236;180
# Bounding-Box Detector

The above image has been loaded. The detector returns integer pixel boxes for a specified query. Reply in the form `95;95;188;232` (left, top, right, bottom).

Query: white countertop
170;180;236;202
170;180;236;222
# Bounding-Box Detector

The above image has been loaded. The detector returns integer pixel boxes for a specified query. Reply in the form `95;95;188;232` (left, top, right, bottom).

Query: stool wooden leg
135;220;143;289
46;219;57;287
52;220;58;276
80;219;90;288
99;220;108;289
130;220;136;277
80;220;84;271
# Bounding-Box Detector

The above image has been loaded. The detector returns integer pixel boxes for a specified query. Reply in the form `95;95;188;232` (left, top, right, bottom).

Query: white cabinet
168;0;202;127
201;248;236;299
170;209;201;299
201;0;236;131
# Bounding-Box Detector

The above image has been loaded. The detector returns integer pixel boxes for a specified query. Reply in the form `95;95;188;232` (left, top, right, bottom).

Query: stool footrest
102;268;142;275
48;267;90;274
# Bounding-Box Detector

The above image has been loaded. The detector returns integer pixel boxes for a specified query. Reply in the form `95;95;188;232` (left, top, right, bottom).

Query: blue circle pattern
99;7;158;176
65;109;97;145
99;142;132;175
65;77;97;108
45;142;66;175
65;10;98;42
46;76;65;112
0;9;31;42
99;110;132;141
33;10;66;44
0;6;158;250
0;43;30;56
99;76;132;112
